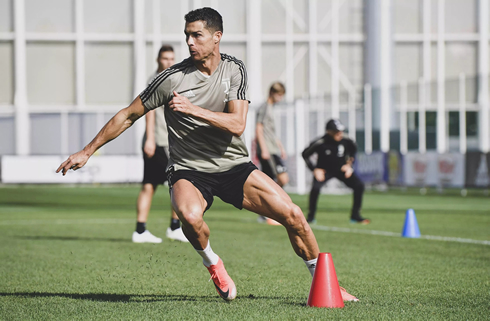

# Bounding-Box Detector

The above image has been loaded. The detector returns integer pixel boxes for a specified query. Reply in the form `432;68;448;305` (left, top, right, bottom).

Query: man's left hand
341;164;353;178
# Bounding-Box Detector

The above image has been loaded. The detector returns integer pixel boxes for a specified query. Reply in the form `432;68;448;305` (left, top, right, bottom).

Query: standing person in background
133;45;188;243
255;82;289;225
302;119;370;225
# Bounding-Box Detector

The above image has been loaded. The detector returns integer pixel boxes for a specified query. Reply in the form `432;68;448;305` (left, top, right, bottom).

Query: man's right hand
313;168;326;182
56;150;91;176
260;149;270;160
143;139;156;158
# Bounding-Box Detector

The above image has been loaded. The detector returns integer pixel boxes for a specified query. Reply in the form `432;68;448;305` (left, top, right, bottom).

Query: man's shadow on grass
16;235;130;243
0;292;306;306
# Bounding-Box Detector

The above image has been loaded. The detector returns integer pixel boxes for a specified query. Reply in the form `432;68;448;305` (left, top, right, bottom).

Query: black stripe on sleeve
221;54;248;100
140;58;192;104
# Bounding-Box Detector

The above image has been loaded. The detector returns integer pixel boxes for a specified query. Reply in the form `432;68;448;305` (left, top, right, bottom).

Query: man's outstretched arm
56;96;148;175
168;91;247;137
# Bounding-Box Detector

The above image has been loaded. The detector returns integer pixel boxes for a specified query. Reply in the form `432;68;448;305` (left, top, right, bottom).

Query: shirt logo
326;150;331;155
180;90;195;98
338;145;345;157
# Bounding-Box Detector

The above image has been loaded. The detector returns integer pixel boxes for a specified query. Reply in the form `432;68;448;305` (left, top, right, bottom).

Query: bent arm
302;140;321;171
57;96;148;175
169;92;248;137
84;96;147;155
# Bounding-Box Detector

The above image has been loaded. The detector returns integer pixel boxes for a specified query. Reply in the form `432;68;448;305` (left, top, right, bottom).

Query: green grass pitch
0;185;488;320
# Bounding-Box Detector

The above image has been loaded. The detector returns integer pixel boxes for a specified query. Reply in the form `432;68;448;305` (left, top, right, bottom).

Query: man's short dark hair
158;45;174;58
185;7;223;33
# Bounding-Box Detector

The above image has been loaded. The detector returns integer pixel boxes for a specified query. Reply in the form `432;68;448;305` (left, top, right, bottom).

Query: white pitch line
311;225;490;246
1;218;489;246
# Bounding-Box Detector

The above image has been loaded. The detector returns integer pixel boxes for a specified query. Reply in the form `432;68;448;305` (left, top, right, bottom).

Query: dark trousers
308;171;365;221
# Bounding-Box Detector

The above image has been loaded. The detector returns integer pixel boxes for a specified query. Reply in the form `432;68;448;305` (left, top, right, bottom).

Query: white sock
195;240;220;267
304;258;318;277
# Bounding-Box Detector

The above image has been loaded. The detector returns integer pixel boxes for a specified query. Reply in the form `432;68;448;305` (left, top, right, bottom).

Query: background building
0;0;488;189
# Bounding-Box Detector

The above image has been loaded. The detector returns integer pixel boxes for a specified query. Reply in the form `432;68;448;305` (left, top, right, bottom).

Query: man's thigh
242;169;295;220
335;172;363;189
170;178;208;219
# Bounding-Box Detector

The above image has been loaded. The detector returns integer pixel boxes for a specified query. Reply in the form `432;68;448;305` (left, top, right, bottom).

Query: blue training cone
401;209;421;238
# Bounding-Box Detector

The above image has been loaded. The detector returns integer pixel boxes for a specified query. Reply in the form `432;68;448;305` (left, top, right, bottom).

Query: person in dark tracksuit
302;119;370;225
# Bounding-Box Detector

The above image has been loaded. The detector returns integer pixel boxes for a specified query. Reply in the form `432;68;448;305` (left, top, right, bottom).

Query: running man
133;45;188;243
255;82;289;187
57;7;357;302
302;119;370;225
255;82;289;225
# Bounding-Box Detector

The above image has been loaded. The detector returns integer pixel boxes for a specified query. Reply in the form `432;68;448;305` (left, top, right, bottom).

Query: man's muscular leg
170;179;209;250
242;170;319;261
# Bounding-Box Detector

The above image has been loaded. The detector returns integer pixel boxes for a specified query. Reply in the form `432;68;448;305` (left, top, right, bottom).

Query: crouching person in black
302;119;370;225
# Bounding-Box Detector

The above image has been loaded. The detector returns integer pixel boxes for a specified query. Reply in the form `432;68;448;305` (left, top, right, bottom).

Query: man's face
328;130;343;141
157;51;175;70
271;92;285;104
185;20;220;61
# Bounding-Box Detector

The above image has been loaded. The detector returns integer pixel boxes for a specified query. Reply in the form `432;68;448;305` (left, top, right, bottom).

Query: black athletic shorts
142;146;169;185
167;162;258;212
258;154;287;180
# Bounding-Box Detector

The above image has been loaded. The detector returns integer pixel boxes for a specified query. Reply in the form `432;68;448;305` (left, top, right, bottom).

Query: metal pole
418;78;426;153
133;0;146;155
295;99;306;195
331;0;339;118
308;0;318;97
380;0;391;152
348;90;356;141
437;0;446;154
400;81;408;154
245;0;262;155
479;0;489;152
364;83;372;154
459;73;467;154
14;0;29;156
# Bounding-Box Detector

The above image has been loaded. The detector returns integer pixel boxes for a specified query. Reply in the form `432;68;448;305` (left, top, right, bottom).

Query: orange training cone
307;252;344;308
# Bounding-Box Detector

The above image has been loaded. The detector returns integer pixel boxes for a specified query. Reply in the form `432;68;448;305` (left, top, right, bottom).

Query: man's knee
283;204;308;230
175;205;204;228
355;181;365;193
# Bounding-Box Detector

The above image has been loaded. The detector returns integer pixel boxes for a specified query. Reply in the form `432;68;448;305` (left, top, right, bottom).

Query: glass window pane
317;44;332;96
445;43;477;103
0;116;15;155
84;0;132;33
0;0;13;32
218;0;246;34
339;0;363;34
220;43;246;64
101;113;136;155
393;0;421;34
294;45;308;98
316;1;331;33
445;0;477;33
30;113;61;155
292;0;308;34
160;0;185;34
0;42;14;104
339;44;364;90
85;43;134;104
262;44;286;99
25;0;74;33
144;0;153;34
394;44;421;103
26;42;75;104
262;0;286;34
